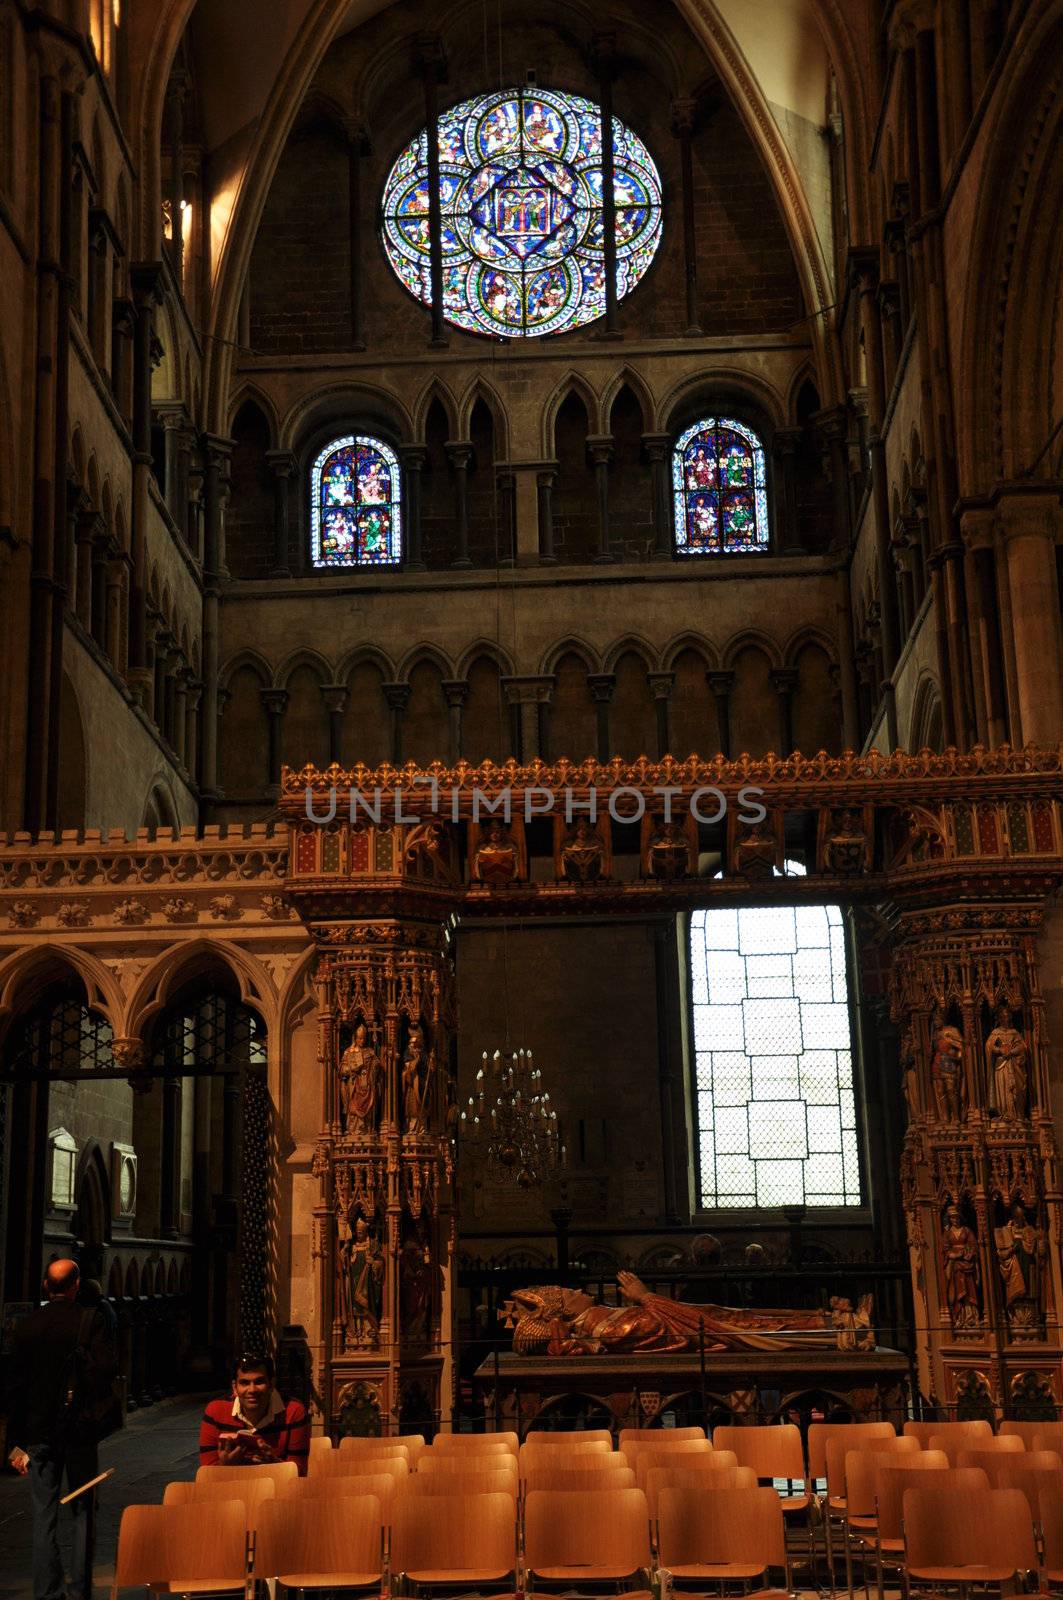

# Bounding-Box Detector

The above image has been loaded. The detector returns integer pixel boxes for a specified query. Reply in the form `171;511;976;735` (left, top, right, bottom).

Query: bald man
5;1258;116;1600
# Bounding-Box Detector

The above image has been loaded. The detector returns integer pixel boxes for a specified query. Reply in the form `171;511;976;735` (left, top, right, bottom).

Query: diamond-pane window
689;901;862;1209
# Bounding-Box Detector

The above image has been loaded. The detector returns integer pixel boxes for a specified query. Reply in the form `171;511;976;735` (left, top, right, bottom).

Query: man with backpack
5;1258;118;1600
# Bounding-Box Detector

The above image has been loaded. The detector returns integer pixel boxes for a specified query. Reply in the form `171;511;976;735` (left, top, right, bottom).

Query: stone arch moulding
125;936;275;1047
412;378;459;444
274;647;333;693
601;367;659;434
602;634;661;674
280;382;414;456
219;647;275;694
228;381;281;446
334;644;397;685
661;631;720;672
457;377;510;458
658;366;787;434
0;944;123;1054
395;643;457;684
783;624;836;669
454;640;517;682
541;372;602;457
721;628;784;671
538;636;602;677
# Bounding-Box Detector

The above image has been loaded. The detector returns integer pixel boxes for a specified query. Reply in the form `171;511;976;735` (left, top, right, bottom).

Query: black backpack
56;1309;122;1447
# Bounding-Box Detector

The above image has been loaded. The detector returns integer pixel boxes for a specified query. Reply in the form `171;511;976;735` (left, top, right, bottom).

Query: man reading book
199;1354;309;1475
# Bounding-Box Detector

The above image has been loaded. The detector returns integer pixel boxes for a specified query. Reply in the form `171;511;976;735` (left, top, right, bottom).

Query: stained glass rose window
672;418;770;555
381;86;663;339
310;435;402;568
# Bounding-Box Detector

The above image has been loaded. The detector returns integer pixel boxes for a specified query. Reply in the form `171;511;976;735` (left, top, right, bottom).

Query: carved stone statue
402;1023;429;1134
647;819;690;880
824;808;869;874
986;1008;1029;1122
830;1294;875;1350
399;1225;435;1341
734;821;776;879
338;1022;382;1136
900;1023;922;1124
995;1201;1046;1333
342;1211;385;1348
502;1271;874;1355
474;820;518;885
929;1016;964;1124
561;818;605;882
941;1203;981;1331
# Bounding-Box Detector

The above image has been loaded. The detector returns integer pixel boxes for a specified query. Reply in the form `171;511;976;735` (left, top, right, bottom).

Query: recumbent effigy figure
502;1271;874;1355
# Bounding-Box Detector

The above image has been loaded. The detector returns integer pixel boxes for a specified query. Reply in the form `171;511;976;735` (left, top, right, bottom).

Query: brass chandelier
461;1048;564;1189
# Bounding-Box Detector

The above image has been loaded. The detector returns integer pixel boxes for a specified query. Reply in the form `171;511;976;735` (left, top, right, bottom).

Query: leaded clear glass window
310;435;402;568
689;899;861;1208
672;417;769;554
381;86;663;339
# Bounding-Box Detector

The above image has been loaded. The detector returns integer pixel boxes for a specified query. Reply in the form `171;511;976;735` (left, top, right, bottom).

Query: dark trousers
28;1439;97;1600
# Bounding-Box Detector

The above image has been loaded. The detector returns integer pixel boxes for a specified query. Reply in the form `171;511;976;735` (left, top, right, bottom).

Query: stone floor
0;1394;206;1599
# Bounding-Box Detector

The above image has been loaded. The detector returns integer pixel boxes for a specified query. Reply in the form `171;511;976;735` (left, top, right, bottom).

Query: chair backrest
955;1441;1027;1474
712;1424;806;1483
636;1449;737;1488
196;1461;298;1488
903;1486;1036;1572
276;1471;397;1512
392;1491;516;1578
524;1488;651;1576
902;1419;992;1448
524;1466;637;1496
1035;1424;1063;1455
1000;1420;1053;1446
931;1430;1022;1465
525;1429;613;1448
337;1439;410;1461
1041;1490;1063;1573
657;1485;785;1573
431;1431;518;1453
403;1469;519;1499
982;1452;1063;1514
825;1433;918;1497
625;1439;712;1464
396;1433;427;1466
418;1452;518;1482
254;1495;383;1583
807;1421;895;1481
163;1476;276;1523
307;1453;408;1482
644;1465;756;1518
620;1426;705;1446
872;1457;964;1541
309;1435;334;1457
111;1501;248;1594
518;1440;614;1473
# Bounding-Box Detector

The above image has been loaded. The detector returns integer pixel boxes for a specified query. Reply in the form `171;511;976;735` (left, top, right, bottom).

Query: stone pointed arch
783;624;836;669
542;372;601;455
601;367;658;434
722;627;783;671
659;366;786;432
228;380;281;446
538;636;602;677
396;643;455;683
0;944;124;1050
275;647;333;691
126;937;275;1045
335;644;396;685
280;381;414;455
603;633;661;673
413;377;459;444
458;376;510;458
219;647;274;692
661;631;720;672
454;639;517;682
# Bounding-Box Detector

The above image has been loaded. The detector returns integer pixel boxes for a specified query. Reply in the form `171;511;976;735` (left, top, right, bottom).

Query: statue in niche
986;1008;1029;1122
399;1221;436;1342
900;1023;922;1124
648;818;690;880
733;820;776;879
340;1210;385;1349
929;1014;964;1124
402;1022;431;1134
824;808;869;874
474;820;518;885
338;1022;383;1136
940;1203;982;1332
561;818;606;882
995;1200;1046;1334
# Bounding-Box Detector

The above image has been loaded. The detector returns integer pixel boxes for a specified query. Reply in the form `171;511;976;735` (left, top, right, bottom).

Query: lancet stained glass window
381;86;663;339
310;435;402;568
672;417;769;554
689;900;861;1208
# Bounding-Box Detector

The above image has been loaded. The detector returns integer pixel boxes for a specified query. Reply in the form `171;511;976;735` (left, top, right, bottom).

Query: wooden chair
902;1417;992;1448
932;1429;1024;1465
419;1453;519;1485
524;1488;651;1583
657;1485;789;1590
403;1468;519;1500
308;1435;334;1458
253;1494;383;1592
277;1470;399;1515
430;1430;519;1453
109;1500;248;1599
308;1453;408;1484
335;1439;410;1462
1040;1489;1063;1584
635;1449;737;1489
962;1450;1063;1516
525;1428;613;1448
903;1486;1037;1586
872;1459;974;1600
620;1426;705;1447
524;1465;637;1496
643;1464;755;1519
808;1422;896;1488
163;1476;276;1515
624;1439;713;1471
1000;1420;1054;1447
1036;1425;1063;1457
518;1439;614;1475
196;1461;298;1489
821;1434;917;1594
392;1490;516;1586
712;1425;808;1505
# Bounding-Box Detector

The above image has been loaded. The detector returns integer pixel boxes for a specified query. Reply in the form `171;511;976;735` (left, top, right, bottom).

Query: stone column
850;249;901;678
961;511;1007;748
587;436;613;563
260;689;288;788
160;1077;181;1239
892;525;916;642
400;446;426;571
73;500;96;630
770;667;799;757
642;433;673;560
442;680;469;762
343;118;370;351
322;683;348;766
706;670;735;759
496;470;517;567
173;670;189;767
415;34;448;349
200;435;232;798
383;683;411;765
591;32;620;337
165;70;187;278
587;673;616;763
110;297;135;426
90;526;109;649
502;677;554;762
105;556;125;668
998;491;1063;745
128;263;163;701
671;98;700;333
773;427;802;554
536;466;558;566
184;679;202;786
265;450;295;578
446;441;472;568
87;210;113;371
160;409;184;525
647;671;675;758
878;279;904;389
